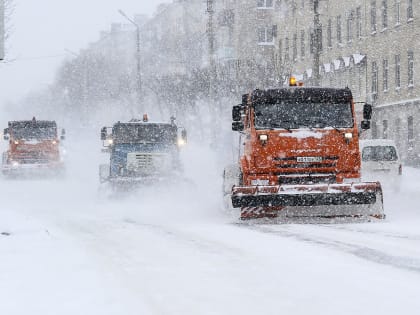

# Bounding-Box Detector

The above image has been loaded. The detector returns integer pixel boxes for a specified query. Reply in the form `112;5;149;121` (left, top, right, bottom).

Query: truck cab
2;118;65;176
225;82;384;220
99;116;187;186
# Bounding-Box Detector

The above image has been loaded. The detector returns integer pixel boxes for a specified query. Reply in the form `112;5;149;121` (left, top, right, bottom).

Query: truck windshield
113;124;177;144
254;102;353;130
11;126;57;140
362;146;398;161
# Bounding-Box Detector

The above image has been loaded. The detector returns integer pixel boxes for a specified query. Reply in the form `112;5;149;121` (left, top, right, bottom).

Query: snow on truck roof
249;87;353;104
8;120;57;128
359;139;398;148
114;121;175;126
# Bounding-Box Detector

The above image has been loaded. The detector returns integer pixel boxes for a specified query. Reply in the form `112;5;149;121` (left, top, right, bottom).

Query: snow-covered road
1;138;420;315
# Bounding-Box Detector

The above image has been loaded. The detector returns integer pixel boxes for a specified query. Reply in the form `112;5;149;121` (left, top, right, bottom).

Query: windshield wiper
270;121;296;132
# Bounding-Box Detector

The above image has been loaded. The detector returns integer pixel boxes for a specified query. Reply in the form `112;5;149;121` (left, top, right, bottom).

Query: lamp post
0;0;5;61
313;0;321;86
64;49;90;126
118;9;142;112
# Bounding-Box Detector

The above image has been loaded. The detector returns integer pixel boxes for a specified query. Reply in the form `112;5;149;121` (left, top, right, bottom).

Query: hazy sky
0;0;169;106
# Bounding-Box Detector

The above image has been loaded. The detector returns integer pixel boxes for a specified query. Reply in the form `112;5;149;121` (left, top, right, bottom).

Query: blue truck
99;116;187;188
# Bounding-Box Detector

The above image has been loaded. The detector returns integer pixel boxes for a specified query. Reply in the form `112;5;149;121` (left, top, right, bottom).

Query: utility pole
207;0;218;145
0;0;5;61
119;10;142;113
207;0;216;94
313;0;321;86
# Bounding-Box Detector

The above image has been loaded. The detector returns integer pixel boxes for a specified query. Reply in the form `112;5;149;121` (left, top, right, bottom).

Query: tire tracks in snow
122;218;249;261
319;224;420;241
240;224;420;274
49;218;170;315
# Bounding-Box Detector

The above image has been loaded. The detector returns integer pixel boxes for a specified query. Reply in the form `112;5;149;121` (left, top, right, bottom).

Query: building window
395;54;401;89
372;121;378;138
337;15;342;44
372;61;379;100
347;11;354;42
408;50;414;87
383;120;388;138
285;37;289;60
257;0;274;9
300;30;305;58
395;118;401;141
258;26;275;44
327;19;332;47
383;59;389;91
408;116;414;143
293;33;298;61
382;1;388;29
356;7;362;38
317;25;323;51
278;39;283;60
395;0;401;25
371;1;377;33
309;29;314;53
407;0;413;20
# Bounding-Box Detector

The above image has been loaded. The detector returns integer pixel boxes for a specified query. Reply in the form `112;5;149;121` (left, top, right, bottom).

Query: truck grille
126;153;169;173
12;153;52;164
274;156;338;173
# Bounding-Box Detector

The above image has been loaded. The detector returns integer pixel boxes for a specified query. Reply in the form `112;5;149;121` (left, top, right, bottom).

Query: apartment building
141;0;206;77
215;0;280;90
274;0;419;163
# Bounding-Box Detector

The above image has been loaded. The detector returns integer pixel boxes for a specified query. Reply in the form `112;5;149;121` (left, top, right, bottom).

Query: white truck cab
359;139;402;191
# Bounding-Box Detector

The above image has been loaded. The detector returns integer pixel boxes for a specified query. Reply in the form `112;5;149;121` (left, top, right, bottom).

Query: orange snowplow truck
223;83;384;220
2;118;65;176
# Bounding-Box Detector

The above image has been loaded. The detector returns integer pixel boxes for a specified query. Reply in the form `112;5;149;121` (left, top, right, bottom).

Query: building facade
272;0;419;164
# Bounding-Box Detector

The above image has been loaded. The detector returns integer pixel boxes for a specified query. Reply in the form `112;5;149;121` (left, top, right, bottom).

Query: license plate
297;156;322;163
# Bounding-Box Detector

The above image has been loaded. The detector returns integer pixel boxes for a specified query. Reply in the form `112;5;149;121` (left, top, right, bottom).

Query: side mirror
181;129;187;142
241;94;248;106
232;105;243;122
361;120;371;130
363;103;372;120
232;122;244;132
101;127;107;140
60;129;66;140
3;128;9;140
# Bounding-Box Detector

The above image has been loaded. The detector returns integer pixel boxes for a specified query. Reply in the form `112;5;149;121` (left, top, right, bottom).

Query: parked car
359;139;402;191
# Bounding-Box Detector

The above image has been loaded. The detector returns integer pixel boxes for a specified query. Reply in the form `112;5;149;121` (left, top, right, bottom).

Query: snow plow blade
232;182;384;220
2;162;64;177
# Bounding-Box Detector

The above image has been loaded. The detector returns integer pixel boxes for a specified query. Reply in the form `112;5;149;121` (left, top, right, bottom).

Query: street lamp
64;48;90;126
118;9;142;112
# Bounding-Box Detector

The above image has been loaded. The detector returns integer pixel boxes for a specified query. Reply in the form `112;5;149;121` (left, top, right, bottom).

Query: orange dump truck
2;118;65;176
223;83;384;221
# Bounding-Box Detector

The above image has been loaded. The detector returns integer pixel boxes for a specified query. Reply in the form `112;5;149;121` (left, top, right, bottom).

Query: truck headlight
259;134;268;141
344;133;353;140
107;139;114;145
177;138;186;147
